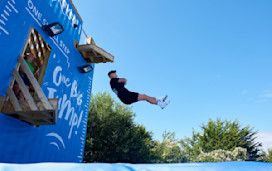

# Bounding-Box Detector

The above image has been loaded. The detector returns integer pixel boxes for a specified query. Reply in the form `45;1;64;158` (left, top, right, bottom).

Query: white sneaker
156;95;168;102
158;100;170;109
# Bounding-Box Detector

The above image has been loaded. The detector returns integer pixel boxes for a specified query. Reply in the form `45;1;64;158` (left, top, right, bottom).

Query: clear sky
73;0;272;150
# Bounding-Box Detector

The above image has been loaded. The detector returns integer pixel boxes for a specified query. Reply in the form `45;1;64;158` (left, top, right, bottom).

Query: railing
1;55;58;125
79;29;88;45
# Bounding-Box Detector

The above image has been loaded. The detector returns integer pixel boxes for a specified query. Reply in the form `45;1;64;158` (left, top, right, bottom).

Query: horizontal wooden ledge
77;44;114;63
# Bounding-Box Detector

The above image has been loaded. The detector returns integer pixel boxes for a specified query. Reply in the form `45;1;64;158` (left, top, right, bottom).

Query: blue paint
0;0;93;163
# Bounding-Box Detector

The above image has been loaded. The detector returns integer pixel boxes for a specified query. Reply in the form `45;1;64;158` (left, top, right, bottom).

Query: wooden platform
2;99;58;125
77;37;114;63
0;53;58;126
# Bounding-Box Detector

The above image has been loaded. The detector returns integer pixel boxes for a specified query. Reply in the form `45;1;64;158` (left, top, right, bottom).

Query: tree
84;92;158;163
261;149;272;162
151;131;188;163
180;118;262;161
193;147;247;162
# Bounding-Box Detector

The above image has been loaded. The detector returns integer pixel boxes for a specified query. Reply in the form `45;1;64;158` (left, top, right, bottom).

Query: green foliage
151;131;188;163
83;92;158;163
262;149;272;162
193;147;247;162
83;95;263;163
180;118;262;161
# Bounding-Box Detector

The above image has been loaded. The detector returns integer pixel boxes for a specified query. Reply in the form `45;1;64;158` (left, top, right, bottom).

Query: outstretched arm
118;78;127;85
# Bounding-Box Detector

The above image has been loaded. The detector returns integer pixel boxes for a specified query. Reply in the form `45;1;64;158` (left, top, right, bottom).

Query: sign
0;0;94;163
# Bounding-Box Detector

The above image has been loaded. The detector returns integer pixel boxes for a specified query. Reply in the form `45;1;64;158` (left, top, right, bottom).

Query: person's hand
34;69;40;75
118;78;127;85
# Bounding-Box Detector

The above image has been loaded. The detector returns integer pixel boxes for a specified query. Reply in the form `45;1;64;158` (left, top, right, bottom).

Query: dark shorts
20;73;31;87
119;92;139;105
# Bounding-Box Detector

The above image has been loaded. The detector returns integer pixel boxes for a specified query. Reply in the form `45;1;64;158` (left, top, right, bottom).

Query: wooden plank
0;96;6;112
77;44;91;52
19;115;52;125
36;32;47;58
18;56;53;110
92;47;99;56
33;33;44;66
37;48;51;86
41;119;52;124
14;71;38;111
34;30;45;59
6;87;22;111
6;110;55;124
74;39;78;48
39;111;53;119
86;37;95;45
10;112;36;119
6;110;52;119
8;62;20;91
87;55;103;59
90;43;107;62
20;27;33;58
49;98;58;124
77;44;114;62
90;44;114;62
19;114;50;120
4;106;57;125
29;33;41;67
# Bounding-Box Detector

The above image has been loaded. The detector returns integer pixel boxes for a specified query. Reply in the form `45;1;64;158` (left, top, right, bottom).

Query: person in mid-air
108;70;170;109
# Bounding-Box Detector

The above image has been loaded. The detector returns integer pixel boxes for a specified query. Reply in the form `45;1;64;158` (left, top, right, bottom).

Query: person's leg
137;94;158;105
19;91;25;100
13;83;21;96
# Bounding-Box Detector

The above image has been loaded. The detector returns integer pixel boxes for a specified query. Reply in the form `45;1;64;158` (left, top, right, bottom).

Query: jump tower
0;0;113;163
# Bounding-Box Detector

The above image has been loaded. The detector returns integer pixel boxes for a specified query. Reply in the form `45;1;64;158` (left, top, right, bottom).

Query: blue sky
73;0;272;149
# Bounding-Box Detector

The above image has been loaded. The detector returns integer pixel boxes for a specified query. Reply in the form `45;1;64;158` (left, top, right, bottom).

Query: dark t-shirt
110;78;129;97
110;78;139;104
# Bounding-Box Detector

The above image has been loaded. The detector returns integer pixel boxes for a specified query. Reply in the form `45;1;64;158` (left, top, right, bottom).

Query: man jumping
108;70;170;109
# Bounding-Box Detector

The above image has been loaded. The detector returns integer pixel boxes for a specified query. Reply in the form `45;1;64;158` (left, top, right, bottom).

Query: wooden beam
49;98;58;124
77;44;91;52
37;48;51;86
86;55;103;59
30;33;41;67
86;37;95;45
40;111;53;119
14;71;38;111
89;43;107;62
90;44;114;62
34;30;46;59
77;44;114;63
18;56;53;110
92;47;99;56
6;87;22;112
6;110;55;125
0;96;5;112
17;113;50;120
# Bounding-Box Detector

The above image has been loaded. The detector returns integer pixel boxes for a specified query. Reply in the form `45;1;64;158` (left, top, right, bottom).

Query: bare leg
137;94;158;105
18;85;29;100
19;91;25;100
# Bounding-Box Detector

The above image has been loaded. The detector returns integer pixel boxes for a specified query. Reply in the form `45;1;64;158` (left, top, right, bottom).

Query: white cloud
256;99;268;103
260;90;272;98
256;132;272;152
242;89;248;95
257;89;272;103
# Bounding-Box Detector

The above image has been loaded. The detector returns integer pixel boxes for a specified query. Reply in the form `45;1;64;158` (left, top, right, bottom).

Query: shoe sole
162;95;168;102
161;100;170;109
